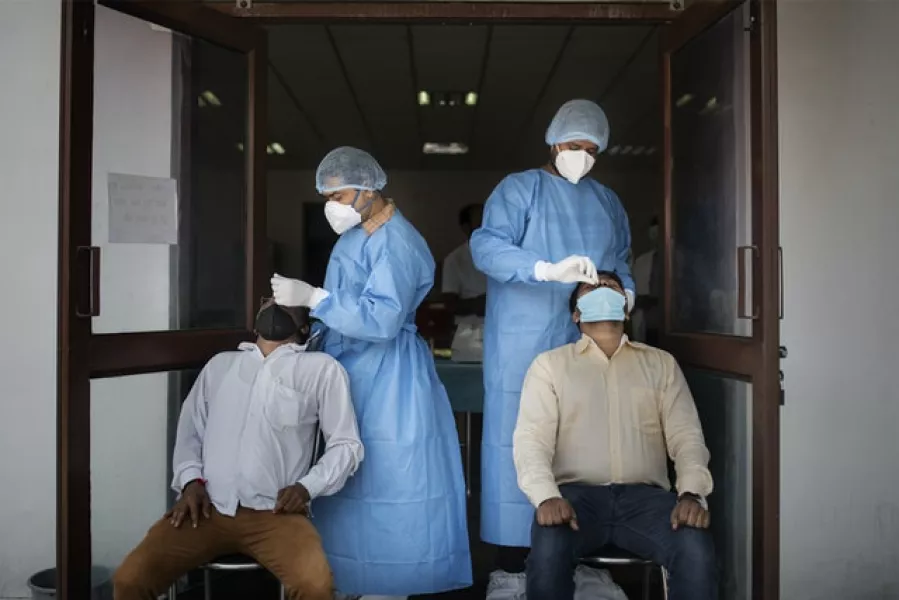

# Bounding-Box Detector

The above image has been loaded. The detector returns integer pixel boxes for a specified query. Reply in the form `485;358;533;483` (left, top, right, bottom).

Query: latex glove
534;255;598;285
271;273;328;309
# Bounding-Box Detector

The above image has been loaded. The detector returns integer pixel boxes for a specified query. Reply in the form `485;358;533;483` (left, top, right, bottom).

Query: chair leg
204;569;212;600
279;583;286;600
642;564;652;600
661;566;669;600
168;582;178;600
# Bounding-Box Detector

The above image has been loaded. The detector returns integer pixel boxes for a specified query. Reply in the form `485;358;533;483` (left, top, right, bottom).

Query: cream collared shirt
513;334;713;508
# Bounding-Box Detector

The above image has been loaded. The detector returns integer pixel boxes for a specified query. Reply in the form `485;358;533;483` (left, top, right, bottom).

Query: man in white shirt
442;203;487;322
113;300;363;600
513;272;716;600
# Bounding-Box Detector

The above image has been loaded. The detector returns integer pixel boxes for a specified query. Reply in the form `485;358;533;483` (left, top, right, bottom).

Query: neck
256;337;290;357
581;322;625;358
366;194;387;220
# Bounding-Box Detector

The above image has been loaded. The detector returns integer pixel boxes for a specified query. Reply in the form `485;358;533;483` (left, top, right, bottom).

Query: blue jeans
527;484;717;600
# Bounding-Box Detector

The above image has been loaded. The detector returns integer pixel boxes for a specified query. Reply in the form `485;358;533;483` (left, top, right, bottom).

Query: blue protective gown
309;209;472;596
470;169;635;548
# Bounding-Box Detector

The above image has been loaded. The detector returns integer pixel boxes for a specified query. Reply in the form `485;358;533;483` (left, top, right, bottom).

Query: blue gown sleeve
611;190;636;293
469;175;544;284
311;248;418;343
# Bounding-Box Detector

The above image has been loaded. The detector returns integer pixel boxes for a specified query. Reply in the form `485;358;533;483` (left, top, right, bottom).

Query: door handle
737;245;759;320
778;246;784;319
75;246;100;318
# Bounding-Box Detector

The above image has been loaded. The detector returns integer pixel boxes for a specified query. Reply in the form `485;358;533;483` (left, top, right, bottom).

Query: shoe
486;570;527;600
573;565;629;600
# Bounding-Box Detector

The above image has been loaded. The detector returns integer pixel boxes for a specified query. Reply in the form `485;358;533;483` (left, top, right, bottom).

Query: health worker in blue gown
270;147;472;600
470;99;636;595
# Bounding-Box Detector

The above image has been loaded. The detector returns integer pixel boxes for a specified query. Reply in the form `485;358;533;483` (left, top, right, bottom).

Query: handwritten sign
107;173;178;244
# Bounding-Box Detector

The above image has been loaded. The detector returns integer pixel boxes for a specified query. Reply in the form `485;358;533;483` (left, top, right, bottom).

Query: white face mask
324;200;362;235
554;149;596;184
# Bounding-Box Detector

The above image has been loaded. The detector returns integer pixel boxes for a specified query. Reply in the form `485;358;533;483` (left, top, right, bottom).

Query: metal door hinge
669;0;685;11
236;0;252;9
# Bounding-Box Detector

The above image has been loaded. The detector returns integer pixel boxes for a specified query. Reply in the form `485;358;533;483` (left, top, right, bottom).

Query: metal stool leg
464;412;472;497
642;563;652;600
661;567;669;600
168;582;178;600
279;583;286;600
204;569;212;600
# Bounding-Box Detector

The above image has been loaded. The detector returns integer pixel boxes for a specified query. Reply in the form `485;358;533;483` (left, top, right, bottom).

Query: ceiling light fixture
465;92;478;107
271;142;286;155
699;97;719;116
418;91;430;106
621;146;633;155
646;147;657;156
675;93;694;108
201;90;222;107
633;146;646;156
236;143;244;152
422;142;469;156
197;96;207;108
266;145;274;155
608;146;621;156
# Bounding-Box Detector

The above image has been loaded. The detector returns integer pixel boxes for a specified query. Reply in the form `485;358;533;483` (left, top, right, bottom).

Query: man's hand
274;483;311;516
165;480;211;529
670;494;710;530
536;497;579;530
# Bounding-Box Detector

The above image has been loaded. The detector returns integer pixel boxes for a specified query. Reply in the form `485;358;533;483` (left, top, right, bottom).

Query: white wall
268;165;660;277
89;5;173;571
778;1;899;598
0;1;61;596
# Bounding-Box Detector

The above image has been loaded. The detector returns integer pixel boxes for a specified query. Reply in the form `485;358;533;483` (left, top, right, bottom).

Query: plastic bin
27;566;110;600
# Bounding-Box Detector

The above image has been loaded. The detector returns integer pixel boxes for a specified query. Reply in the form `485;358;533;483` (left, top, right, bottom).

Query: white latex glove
534;255;598;285
271;273;329;309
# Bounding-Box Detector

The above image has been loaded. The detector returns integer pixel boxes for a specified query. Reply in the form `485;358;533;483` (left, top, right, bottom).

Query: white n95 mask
555;149;596;185
324;200;362;235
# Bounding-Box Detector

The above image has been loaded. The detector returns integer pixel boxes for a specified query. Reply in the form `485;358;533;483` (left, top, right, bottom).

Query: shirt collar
238;341;305;358
575;332;631;357
362;199;395;235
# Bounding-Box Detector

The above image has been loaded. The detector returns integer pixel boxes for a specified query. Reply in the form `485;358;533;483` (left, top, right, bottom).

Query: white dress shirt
172;342;363;517
442;242;488;326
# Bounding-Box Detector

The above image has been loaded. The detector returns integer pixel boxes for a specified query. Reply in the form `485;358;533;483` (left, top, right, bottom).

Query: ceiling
192;22;663;171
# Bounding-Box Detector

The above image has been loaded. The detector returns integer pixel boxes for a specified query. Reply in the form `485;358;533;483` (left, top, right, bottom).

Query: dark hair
568;270;624;313
459;203;483;227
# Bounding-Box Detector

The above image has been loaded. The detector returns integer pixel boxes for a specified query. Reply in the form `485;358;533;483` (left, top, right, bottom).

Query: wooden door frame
57;2;267;597
58;1;779;598
660;1;780;599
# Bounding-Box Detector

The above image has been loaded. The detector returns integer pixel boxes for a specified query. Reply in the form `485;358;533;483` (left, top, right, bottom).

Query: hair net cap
316;147;388;194
545;99;610;152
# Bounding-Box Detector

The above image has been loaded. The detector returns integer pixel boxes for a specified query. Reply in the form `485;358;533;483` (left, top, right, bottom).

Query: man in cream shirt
513;272;716;600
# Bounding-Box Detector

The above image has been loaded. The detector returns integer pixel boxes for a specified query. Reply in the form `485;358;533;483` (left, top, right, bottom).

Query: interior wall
268;165;660;280
89;5;172;571
778;1;899;598
0;1;61;596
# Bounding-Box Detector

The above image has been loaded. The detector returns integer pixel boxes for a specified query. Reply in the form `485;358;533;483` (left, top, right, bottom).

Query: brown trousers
113;507;332;600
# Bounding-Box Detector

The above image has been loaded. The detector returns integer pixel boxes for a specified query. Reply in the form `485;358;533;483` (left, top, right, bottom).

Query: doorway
57;1;779;599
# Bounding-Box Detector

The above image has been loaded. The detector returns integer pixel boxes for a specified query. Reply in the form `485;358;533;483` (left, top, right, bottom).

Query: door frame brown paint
57;2;266;597
660;1;780;599
58;1;779;598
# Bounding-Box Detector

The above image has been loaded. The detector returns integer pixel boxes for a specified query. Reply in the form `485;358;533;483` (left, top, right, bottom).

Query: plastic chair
167;554;285;600
580;546;668;600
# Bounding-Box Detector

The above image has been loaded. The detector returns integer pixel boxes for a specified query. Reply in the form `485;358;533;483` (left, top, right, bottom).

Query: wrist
534;261;550;282
183;478;206;492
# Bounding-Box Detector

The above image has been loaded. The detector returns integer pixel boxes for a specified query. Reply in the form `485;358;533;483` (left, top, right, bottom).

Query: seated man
513;272;716;600
114;299;364;600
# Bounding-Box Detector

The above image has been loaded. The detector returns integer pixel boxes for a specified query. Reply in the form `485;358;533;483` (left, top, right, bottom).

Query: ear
572;310;581;325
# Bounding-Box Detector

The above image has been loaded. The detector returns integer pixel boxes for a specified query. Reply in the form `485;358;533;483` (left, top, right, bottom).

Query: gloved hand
534;255;599;285
271;273;329;309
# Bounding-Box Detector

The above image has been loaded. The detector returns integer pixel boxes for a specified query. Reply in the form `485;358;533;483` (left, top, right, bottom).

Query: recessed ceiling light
622;146;633;155
418;91;430;106
646;147;657;156
197;96;207;108
236;143;244;152
608;146;621;156
422;142;469;155
633;146;646;156
266;145;274;155
675;93;694;108
700;97;718;116
465;92;478;107
271;142;286;155
201;90;222;107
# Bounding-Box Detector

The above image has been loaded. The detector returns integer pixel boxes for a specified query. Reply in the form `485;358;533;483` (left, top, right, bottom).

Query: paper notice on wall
107;173;178;244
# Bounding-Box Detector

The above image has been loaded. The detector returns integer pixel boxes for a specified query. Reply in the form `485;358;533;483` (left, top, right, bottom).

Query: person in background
469;99;636;597
113;300;364;600
514;273;716;600
442;203;488;321
269;147;472;600
631;216;661;345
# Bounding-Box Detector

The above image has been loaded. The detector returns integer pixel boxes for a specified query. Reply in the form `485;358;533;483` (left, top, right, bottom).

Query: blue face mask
576;287;626;323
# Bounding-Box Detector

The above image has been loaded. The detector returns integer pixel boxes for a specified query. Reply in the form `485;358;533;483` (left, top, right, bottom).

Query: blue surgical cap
545;99;610;152
315;147;387;194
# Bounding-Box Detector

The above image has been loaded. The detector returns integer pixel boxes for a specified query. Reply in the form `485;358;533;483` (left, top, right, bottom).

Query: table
434;359;483;496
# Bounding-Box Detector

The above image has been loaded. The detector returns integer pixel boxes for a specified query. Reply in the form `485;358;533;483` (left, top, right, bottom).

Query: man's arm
297;357;364;500
660;356;714;498
513;356;562;508
171;360;215;494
